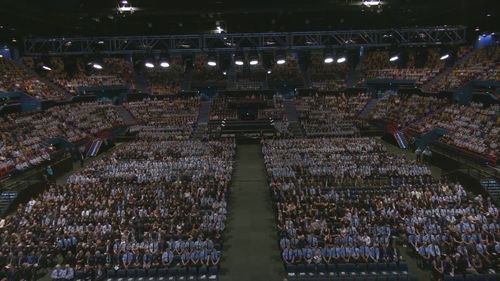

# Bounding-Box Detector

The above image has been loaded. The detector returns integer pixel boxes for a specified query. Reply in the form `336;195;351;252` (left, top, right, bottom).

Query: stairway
15;60;72;100
300;64;312;88
87;139;103;157
288;121;305;138
0;191;18;216
115;106;137;125
283;99;299;122
480;179;500;204
357;98;379;119
197;101;212;124
394;131;408;149
192;123;208;140
421;48;476;92
182;68;193;91
132;70;148;93
346;67;362;88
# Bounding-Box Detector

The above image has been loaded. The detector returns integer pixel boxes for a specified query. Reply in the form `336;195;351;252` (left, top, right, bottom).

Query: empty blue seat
74;271;85;279
157;268;167;276
208;267;218;280
106;269;116;278
178;267;188;277
127;269;137;277
117;269;127;278
374;263;386;272
327;263;336;274
306;264;316;275
357;263;368;272
485;274;499;281
387;263;398;272
137;268;147;277
198;266;208;279
387;275;399;281
337;263;348;273
345;263;356;273
317;264;327;275
398;262;409;272
167;268;177;278
286;264;297;276
188;267;198;279
297;264;306;276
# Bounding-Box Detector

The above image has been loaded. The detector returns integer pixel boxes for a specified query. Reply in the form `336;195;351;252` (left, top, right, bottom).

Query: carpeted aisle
220;144;284;281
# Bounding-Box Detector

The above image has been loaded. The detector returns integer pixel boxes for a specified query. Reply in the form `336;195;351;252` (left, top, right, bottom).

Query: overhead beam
23;26;467;56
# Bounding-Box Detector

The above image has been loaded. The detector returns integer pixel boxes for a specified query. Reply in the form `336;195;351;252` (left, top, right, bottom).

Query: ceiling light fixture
440;54;450;60
336;56;346;63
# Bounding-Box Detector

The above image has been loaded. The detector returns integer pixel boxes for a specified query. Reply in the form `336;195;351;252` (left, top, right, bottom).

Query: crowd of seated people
257;95;289;135
428;46;499;92
295;93;370;137
263;137;499;278
477;62;500;81
268;56;303;84
369;94;448;128
28;57;134;95
233;62;266;90
309;53;349;91
191;54;225;86
0;101;123;175
257;95;287;120
209;96;238;121
0;58;65;100
408;102;499;160
311;80;347;92
359;48;447;87
230;80;263;91
143;55;183;95
0;138;234;280
124;97;199;140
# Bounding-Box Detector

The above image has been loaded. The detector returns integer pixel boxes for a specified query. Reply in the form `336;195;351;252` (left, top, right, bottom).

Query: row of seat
74;267;219;281
444;274;500;281
286;262;409;276
286;274;417;281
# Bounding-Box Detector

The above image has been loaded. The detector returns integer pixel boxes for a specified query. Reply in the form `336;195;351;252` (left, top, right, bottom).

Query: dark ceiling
0;0;498;41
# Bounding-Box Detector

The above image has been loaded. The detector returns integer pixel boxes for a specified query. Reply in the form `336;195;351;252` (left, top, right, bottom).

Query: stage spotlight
249;56;259;65
235;59;244;66
276;59;286;65
92;63;103;70
389;55;399;62
267;70;272;74
42;65;52;71
336;56;346;63
145;61;155;68
223;71;227;75
324;54;334;64
160;61;170;68
207;59;217;66
440;53;450;60
362;0;381;7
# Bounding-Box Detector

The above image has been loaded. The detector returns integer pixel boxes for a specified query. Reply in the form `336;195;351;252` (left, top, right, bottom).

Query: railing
430;142;499;180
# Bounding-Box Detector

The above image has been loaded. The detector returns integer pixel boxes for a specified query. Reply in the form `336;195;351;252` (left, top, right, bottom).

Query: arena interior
0;0;499;281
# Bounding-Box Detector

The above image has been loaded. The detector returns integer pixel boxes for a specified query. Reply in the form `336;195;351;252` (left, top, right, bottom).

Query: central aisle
220;144;284;281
